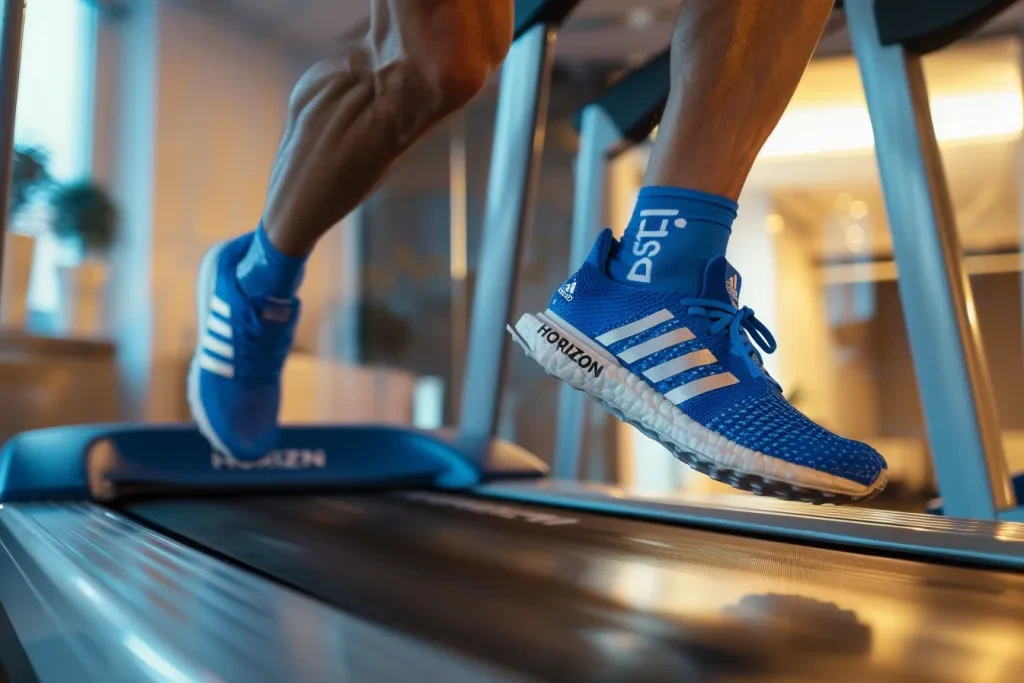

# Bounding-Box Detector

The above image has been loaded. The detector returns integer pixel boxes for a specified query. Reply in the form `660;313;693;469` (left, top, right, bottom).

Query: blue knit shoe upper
547;229;887;492
188;234;300;460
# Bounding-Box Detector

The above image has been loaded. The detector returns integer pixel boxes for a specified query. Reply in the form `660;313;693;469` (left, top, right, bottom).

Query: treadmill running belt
126;493;1024;683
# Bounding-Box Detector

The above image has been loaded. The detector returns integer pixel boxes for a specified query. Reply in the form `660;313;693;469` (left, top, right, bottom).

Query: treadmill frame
553;0;1022;521
478;480;1024;569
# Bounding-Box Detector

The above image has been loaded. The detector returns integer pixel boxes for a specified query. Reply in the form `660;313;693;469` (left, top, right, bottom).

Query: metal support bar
846;0;1014;519
449;114;469;421
337;205;364;365
0;0;26;292
552;104;619;479
458;24;556;444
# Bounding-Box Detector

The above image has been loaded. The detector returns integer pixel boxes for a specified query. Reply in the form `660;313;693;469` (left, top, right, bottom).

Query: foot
188;234;300;460
510;229;888;503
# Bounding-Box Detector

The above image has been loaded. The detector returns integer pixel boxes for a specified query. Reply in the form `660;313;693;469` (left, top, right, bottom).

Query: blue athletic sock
608;186;738;295
235;224;306;299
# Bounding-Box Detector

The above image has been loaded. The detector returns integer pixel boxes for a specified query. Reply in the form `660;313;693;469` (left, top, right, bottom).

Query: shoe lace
235;298;295;380
681;297;778;380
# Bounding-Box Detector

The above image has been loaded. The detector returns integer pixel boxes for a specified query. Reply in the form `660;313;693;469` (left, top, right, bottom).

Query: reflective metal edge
553;103;620;480
0;503;526;683
476;481;1024;570
847;0;1014;518
459;22;556;442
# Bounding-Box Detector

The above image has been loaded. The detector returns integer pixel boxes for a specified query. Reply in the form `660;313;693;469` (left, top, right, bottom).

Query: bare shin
646;0;834;199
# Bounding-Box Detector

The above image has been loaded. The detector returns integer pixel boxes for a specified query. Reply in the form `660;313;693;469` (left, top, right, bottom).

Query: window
7;0;97;333
16;0;95;180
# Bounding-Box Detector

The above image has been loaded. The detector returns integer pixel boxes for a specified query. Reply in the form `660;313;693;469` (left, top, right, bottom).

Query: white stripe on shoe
199;353;234;378
202;333;234;359
617;327;695;364
596;309;674;345
663;372;739;404
208;315;232;339
643;349;717;383
513;312;885;500
210;295;231;318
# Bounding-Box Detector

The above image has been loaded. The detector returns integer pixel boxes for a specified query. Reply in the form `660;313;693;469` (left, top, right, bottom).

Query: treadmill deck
124;492;1024;682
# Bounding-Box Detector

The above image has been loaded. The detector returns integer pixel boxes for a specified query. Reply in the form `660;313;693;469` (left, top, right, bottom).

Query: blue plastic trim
572;50;670;146
0;423;548;502
928;473;1024;517
514;0;581;38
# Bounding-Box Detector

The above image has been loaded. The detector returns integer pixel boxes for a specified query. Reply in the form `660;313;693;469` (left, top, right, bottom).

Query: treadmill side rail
479;481;1024;570
0;423;547;502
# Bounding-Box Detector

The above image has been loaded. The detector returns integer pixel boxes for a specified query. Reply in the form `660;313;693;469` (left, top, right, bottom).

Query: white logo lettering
211;449;328;471
725;274;740;307
628;211;687;284
557;279;578;302
627;258;651;283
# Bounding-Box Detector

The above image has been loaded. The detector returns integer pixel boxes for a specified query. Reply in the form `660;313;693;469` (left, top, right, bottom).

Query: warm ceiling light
759;90;1023;159
850;200;869;219
845;223;866;251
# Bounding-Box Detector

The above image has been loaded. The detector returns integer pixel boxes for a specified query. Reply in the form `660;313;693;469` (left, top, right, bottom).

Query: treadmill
2;1;1023;682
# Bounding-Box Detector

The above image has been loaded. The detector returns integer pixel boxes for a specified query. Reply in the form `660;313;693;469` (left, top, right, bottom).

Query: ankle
236;225;307;300
608;186;737;294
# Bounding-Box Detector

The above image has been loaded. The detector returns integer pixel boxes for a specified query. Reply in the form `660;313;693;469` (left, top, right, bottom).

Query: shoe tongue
699;256;743;307
259;296;296;324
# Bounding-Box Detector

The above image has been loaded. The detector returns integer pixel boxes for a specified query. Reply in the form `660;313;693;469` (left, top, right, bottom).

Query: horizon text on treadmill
211;448;327;471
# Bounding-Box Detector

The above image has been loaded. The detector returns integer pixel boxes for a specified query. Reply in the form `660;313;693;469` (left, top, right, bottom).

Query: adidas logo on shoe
558;279;578;302
726;274;739;308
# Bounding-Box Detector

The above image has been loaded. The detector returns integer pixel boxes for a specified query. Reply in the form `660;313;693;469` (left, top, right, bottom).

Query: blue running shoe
188;234;300;460
510;229;888;503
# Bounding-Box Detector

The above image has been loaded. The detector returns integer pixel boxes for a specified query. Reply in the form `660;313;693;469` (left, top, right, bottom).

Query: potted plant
50;181;119;337
51;181;118;257
3;147;50;328
6;145;120;336
12;146;50;216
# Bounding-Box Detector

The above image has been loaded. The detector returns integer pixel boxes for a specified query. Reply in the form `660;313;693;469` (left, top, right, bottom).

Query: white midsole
512;311;886;497
187;241;232;457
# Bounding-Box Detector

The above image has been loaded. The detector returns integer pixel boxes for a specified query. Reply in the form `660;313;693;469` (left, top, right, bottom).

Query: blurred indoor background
6;0;1024;511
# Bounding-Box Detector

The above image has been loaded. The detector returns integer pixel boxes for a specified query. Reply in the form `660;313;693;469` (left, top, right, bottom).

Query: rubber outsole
510;312;887;505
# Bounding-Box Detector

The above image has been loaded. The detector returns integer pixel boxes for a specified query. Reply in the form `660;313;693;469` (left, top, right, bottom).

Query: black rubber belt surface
126;493;1024;683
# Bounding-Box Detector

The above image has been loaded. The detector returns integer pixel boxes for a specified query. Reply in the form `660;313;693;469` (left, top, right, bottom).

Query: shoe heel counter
586;228;615;270
550;229;617;316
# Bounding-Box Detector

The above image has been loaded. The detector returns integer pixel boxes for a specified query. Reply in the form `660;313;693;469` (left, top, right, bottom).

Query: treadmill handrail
836;0;1020;54
514;0;583;37
573;50;670;150
577;0;1019;146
